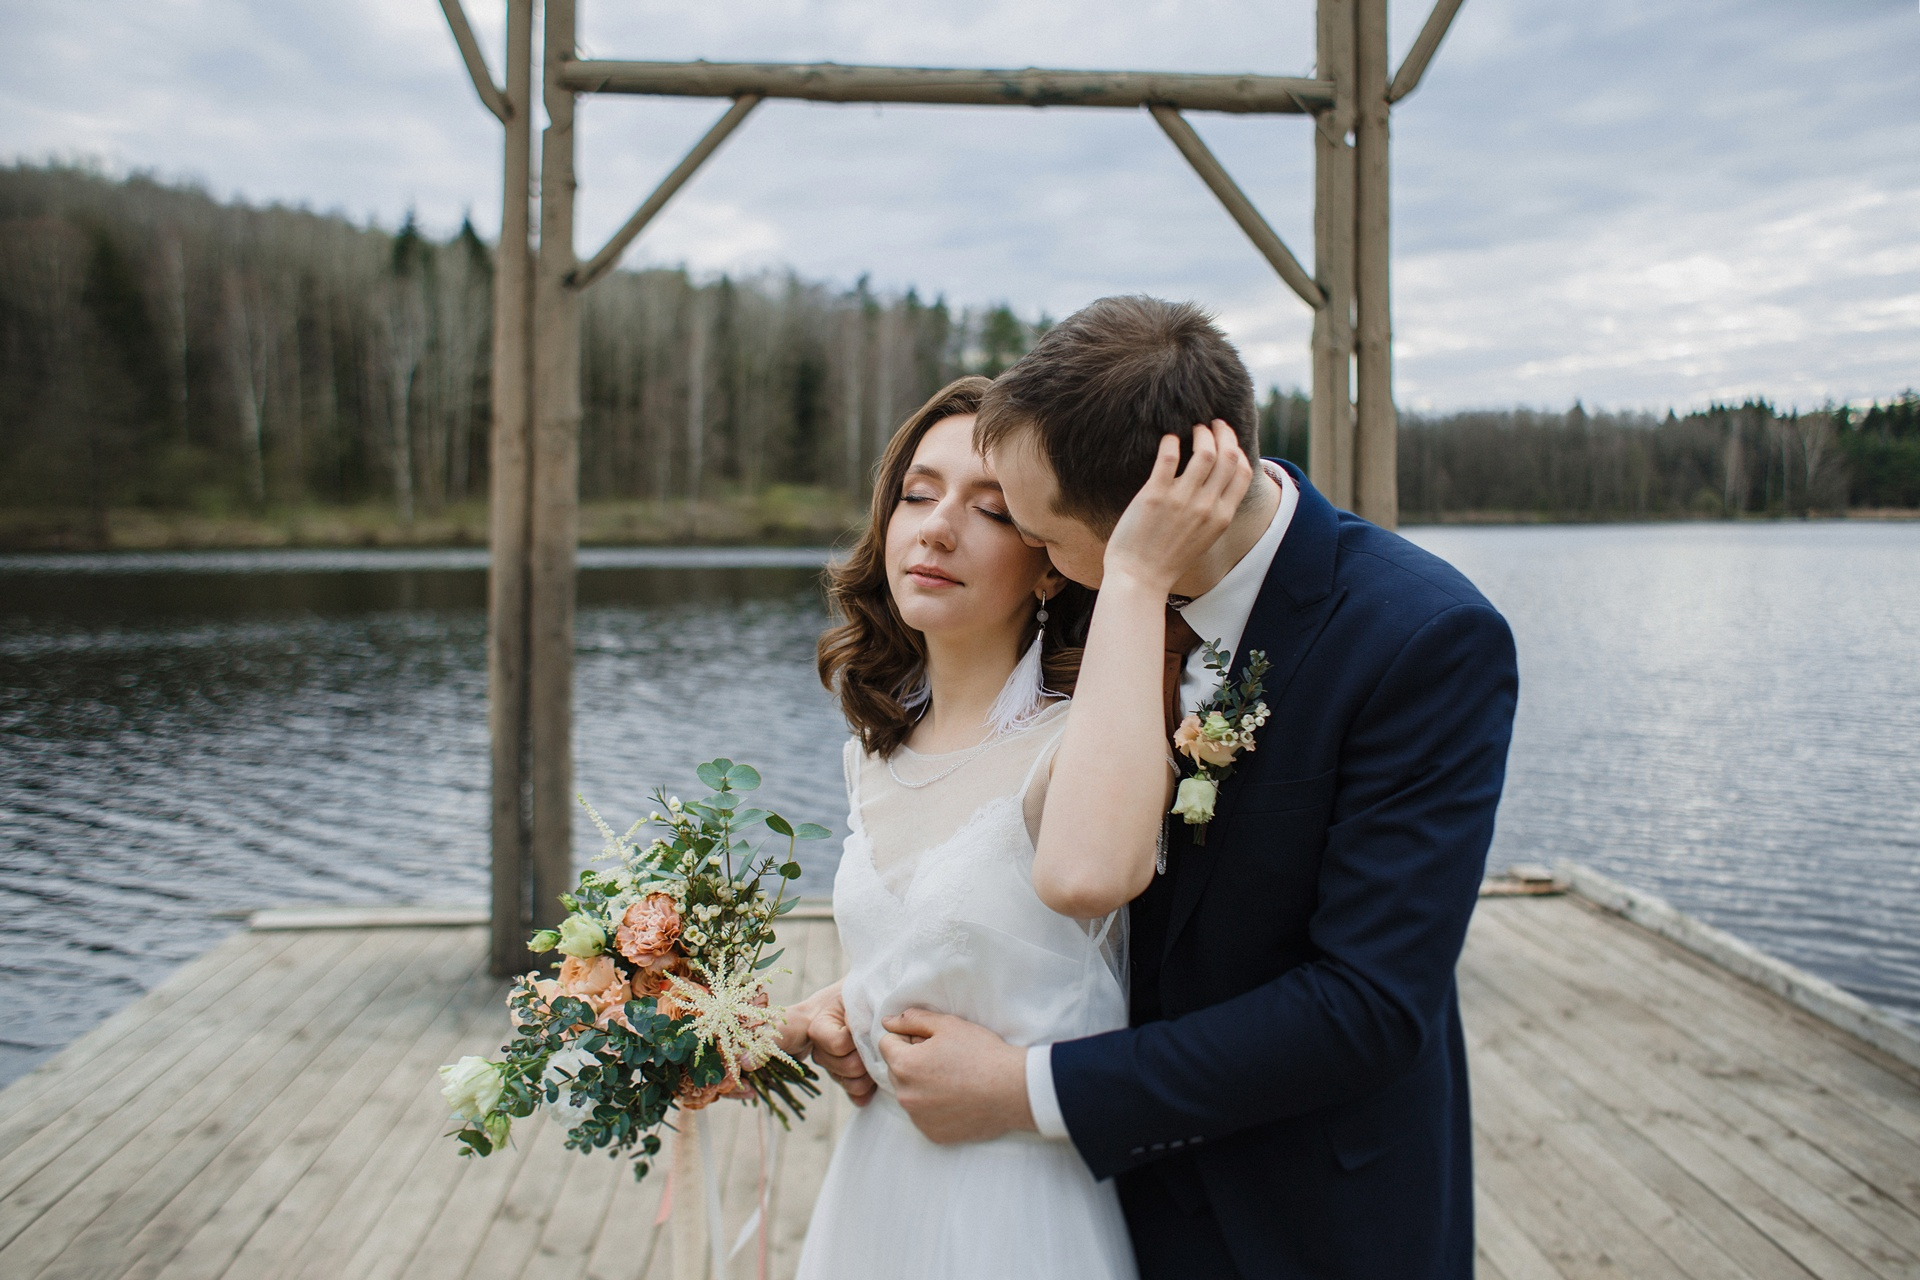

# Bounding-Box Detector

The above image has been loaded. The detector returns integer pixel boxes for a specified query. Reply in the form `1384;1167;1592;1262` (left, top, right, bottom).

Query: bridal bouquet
440;758;830;1179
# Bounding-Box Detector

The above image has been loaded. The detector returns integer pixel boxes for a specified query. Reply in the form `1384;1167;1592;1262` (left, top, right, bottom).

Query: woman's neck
910;628;1023;753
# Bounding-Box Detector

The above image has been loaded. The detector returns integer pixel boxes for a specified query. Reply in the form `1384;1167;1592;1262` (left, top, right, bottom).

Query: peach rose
536;954;633;1030
614;894;682;970
656;975;707;1023
676;1061;742;1111
1173;713;1237;768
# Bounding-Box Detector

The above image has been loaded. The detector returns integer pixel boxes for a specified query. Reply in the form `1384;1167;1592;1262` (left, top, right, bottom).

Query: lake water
2;523;1916;1086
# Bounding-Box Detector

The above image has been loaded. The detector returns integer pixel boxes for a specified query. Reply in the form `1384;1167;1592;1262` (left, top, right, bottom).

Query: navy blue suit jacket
1051;464;1518;1280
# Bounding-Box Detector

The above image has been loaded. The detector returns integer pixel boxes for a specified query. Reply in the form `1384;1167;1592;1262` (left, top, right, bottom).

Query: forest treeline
1;163;1914;543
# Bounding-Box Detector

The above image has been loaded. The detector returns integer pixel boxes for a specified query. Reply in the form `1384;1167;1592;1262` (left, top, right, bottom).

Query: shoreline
2;501;1916;555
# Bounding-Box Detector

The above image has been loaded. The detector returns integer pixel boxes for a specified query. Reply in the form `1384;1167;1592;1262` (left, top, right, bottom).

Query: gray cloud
1;0;1914;410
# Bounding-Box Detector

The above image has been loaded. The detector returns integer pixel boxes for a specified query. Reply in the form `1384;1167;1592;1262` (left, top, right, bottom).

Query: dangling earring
985;588;1061;734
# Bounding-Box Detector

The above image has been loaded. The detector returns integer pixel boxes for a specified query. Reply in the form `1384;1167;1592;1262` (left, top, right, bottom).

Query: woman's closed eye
976;506;1013;525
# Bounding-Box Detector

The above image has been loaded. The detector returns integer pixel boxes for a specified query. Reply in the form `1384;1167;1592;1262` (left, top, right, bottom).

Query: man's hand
803;983;877;1108
878;1009;1033;1144
1102;419;1254;597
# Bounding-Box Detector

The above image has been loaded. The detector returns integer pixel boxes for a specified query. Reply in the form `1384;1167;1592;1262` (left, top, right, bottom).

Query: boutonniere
1169;641;1271;846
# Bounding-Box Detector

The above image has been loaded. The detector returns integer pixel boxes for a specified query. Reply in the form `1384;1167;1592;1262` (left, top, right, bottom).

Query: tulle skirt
794;1093;1138;1280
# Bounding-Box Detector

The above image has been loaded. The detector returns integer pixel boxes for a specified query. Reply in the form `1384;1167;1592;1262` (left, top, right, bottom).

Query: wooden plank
219;943;501;1280
1462;961;1822;1280
1485;904;1920;1260
0;930;365;1243
20;930;435;1280
1471;1035;1755;1279
282;962;514;1280
136;933;492;1280
456;1110;580;1280
558;59;1335;115
1507;894;1920;1152
377;1114;547;1280
0;929;295;1130
1466;911;1899;1279
578;1154;667;1280
513;1133;623;1280
1490;900;1920;1193
250;906;490;931
1559;866;1920;1073
1475;1189;1570;1280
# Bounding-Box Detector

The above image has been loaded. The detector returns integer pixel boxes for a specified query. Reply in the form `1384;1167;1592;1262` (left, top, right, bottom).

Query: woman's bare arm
1030;423;1252;918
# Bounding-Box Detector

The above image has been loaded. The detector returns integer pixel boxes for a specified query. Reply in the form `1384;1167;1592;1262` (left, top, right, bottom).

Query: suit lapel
1162;463;1344;957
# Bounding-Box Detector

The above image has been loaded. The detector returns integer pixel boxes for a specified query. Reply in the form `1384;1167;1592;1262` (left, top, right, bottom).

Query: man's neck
1169;465;1282;601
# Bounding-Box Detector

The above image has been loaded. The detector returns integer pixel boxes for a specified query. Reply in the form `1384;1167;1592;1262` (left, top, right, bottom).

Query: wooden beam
1310;0;1356;508
437;0;511;124
529;0;581;942
487;0;534;976
569;95;762;291
1148;106;1325;312
1387;0;1466;104
560;59;1334;115
1354;0;1398;528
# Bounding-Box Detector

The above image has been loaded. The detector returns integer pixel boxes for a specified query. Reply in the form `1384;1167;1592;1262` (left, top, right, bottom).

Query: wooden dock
4;881;1919;1279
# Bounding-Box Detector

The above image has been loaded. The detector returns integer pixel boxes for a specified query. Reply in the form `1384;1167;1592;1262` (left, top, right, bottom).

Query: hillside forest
1;165;1914;548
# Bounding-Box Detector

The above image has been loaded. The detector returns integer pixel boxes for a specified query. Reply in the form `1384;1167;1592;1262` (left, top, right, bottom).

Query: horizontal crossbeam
558;59;1335;115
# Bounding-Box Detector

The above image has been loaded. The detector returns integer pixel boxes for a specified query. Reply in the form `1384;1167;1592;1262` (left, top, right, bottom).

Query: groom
816;296;1517;1279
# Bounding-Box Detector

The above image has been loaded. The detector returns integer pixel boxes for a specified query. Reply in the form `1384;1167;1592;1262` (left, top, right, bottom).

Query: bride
781;376;1249;1279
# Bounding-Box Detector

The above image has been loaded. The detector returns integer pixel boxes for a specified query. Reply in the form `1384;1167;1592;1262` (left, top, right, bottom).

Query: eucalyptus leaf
795;823;832;840
765;813;794;837
726;763;762;791
695;762;728;790
708;792;739;811
780;862;802;879
732;807;769;826
753;947;785;971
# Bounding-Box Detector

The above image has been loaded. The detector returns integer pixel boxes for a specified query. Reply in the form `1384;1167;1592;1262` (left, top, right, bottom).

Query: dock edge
1555;860;1920;1073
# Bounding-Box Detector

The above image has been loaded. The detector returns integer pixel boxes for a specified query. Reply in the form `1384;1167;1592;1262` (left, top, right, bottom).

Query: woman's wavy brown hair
817;375;1095;757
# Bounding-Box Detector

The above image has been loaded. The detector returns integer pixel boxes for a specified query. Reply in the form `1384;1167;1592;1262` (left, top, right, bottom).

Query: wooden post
487;0;535;977
1354;0;1397;528
529;0;581;938
1311;0;1356;509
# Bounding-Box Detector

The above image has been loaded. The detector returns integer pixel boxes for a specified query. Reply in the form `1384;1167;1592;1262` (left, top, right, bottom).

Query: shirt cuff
1025;1043;1070;1140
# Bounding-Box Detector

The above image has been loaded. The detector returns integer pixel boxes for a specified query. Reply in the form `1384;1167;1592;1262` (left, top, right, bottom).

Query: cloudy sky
3;0;1915;412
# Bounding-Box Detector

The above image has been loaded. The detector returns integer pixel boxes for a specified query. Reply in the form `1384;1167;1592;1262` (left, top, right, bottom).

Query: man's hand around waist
879;1009;1034;1144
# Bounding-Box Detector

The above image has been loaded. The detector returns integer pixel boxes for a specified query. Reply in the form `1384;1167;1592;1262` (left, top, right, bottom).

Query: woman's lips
904;565;961;588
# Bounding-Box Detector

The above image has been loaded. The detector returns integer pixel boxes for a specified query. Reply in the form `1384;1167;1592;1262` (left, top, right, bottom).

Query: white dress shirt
1027;462;1300;1140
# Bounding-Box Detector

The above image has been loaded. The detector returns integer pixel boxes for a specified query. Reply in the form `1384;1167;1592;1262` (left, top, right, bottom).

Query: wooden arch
436;0;1467;971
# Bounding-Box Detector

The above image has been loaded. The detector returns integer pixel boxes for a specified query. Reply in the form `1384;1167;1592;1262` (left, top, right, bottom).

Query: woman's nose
919;498;960;550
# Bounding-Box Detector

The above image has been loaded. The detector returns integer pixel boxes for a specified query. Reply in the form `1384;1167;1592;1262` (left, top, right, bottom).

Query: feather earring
985;590;1063;735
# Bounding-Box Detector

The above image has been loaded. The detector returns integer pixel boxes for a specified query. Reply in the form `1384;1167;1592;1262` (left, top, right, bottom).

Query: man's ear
1037;566;1071;599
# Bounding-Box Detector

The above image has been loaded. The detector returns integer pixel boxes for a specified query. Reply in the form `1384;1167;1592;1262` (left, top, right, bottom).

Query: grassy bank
0;486;866;553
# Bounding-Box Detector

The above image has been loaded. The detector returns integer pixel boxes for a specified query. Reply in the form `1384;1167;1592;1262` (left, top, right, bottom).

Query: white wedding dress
794;700;1138;1279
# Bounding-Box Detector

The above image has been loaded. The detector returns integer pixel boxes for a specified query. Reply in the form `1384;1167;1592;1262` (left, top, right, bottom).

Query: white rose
543;1046;598;1084
1171;776;1218;824
550;1083;595;1124
439;1056;505;1121
556;914;606;958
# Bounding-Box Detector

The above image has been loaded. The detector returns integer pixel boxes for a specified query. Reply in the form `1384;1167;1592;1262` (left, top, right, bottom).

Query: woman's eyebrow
904;463;943;480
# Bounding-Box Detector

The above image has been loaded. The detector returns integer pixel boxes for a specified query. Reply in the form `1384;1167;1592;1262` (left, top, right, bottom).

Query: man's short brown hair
975;295;1257;532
